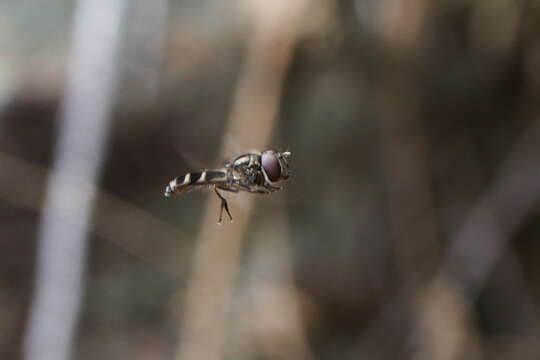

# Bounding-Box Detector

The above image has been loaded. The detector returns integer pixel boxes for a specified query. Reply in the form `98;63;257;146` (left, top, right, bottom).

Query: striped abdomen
164;170;228;197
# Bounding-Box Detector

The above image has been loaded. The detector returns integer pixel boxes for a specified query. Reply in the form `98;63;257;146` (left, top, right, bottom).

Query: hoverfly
164;150;291;224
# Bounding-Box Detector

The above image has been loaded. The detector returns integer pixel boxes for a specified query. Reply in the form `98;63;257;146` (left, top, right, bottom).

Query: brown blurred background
2;0;540;359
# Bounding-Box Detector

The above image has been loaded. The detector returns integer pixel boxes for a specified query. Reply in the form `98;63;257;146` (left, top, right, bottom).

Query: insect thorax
228;154;264;186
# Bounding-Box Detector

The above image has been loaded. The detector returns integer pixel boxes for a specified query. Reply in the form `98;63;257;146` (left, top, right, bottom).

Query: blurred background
2;0;540;359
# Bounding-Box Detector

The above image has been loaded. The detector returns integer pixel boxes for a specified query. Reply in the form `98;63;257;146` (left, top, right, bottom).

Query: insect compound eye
261;152;281;182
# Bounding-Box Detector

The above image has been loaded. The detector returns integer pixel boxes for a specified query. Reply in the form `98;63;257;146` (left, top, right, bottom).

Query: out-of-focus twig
23;1;127;359
360;119;540;359
0;151;190;277
414;118;540;359
175;1;310;360
244;204;313;360
440;119;540;296
372;3;469;359
374;0;437;286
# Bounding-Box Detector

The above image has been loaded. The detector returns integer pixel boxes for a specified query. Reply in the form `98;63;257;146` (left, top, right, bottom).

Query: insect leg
214;186;233;224
264;184;282;192
216;186;239;193
238;183;272;194
248;188;272;194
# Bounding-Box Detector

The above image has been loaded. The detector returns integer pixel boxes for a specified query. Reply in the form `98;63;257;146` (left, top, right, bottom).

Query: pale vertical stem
23;1;127;360
175;1;309;360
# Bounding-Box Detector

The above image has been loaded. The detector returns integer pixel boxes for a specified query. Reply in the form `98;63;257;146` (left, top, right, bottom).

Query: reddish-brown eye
262;152;281;182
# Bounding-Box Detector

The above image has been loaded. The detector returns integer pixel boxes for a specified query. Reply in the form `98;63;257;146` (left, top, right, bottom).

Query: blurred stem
245;201;313;360
416;119;540;360
23;1;127;359
174;1;309;360
441;119;540;296
0;151;191;277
